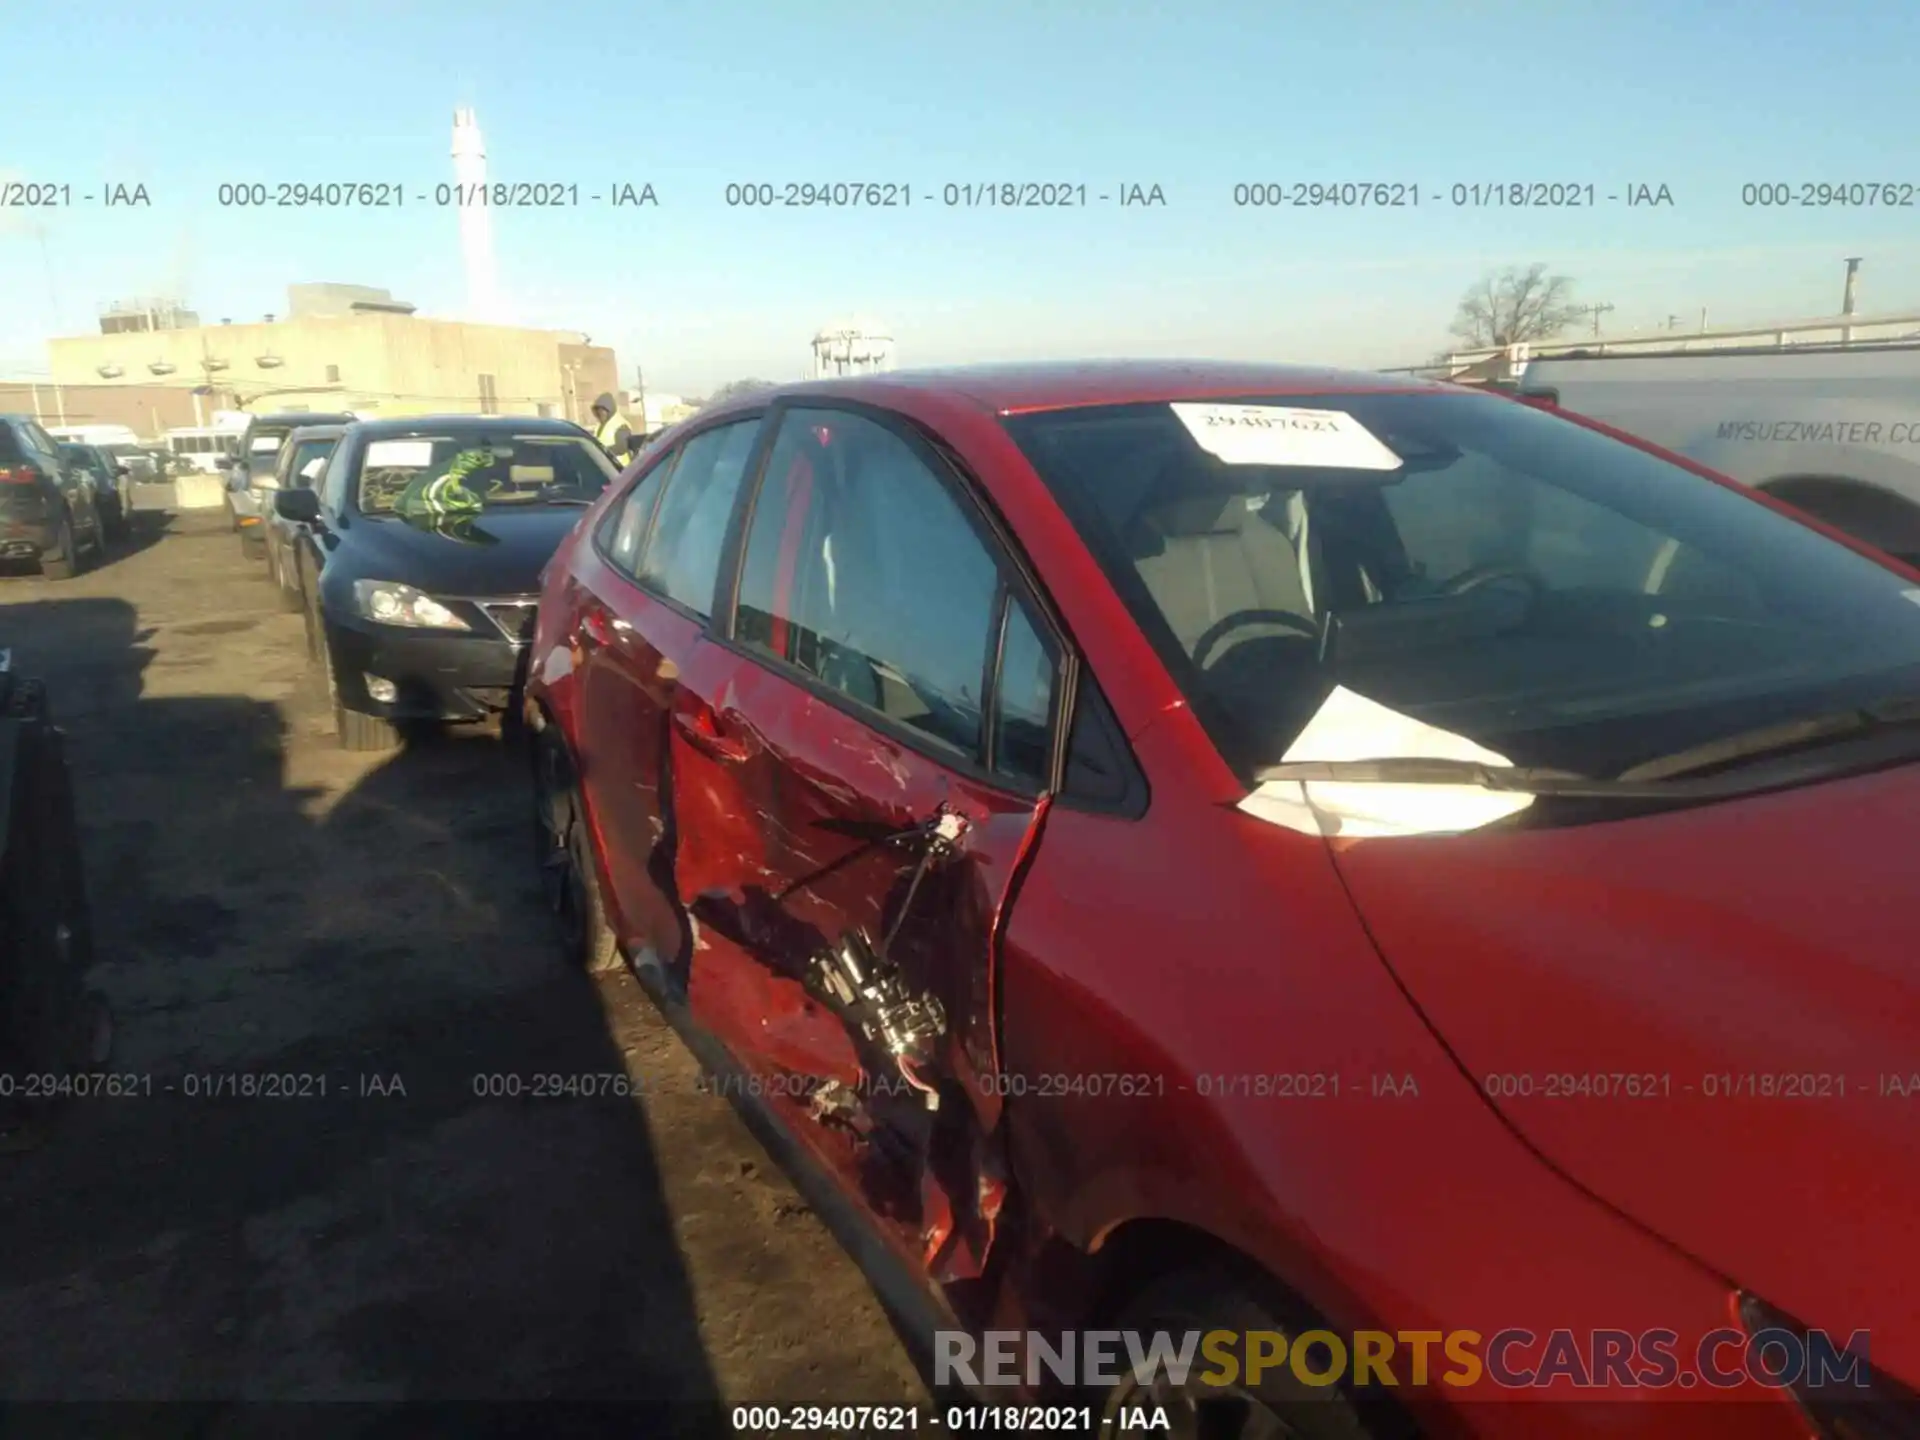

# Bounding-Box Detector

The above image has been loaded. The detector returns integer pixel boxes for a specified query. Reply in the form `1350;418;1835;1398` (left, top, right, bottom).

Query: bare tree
705;377;778;406
1449;264;1584;348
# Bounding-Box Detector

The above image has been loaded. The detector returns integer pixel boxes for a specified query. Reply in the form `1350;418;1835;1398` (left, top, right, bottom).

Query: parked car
103;442;160;483
279;414;615;751
47;424;153;484
524;361;1920;1439
56;442;134;539
228;411;357;556
0;415;107;580
1518;341;1920;565
261;424;347;610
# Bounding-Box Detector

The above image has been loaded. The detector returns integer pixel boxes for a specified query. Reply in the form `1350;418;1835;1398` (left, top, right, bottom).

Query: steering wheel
1192;608;1320;669
1437;563;1546;600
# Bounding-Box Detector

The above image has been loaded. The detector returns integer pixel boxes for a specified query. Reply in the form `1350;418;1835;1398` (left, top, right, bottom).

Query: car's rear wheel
312;612;401;754
1091;1267;1409;1440
533;732;621;973
38;512;83;582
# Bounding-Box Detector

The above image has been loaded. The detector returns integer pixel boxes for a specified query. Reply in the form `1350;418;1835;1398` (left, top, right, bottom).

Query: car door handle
674;702;752;763
579;609;612;648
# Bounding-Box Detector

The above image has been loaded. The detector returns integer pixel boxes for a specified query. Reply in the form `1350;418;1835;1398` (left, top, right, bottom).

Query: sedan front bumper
323;606;533;723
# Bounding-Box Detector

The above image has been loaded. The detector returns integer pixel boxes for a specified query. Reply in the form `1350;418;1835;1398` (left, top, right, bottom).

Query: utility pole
1576;302;1615;337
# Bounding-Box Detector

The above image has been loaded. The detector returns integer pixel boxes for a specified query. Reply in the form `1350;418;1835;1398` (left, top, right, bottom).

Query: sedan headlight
351;580;470;630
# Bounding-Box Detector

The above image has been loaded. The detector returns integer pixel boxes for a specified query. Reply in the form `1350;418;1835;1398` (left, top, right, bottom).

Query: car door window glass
636;421;757;617
737;408;1001;759
602;447;679;575
993;597;1056;787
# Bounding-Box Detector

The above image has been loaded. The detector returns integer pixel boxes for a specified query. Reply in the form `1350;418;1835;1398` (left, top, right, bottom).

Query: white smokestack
451;108;501;324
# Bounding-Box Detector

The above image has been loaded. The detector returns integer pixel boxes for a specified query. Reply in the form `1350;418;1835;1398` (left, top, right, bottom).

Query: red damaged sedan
523;362;1920;1438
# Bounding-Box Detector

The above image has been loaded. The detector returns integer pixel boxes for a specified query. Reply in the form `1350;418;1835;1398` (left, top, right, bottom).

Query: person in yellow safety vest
590;394;636;464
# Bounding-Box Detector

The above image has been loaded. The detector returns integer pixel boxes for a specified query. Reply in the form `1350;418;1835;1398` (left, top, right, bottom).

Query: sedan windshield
354;430;615;516
1004;391;1920;781
284;437;337;488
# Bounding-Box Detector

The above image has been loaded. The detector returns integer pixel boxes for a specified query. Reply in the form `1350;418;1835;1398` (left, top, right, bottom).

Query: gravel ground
0;495;930;1436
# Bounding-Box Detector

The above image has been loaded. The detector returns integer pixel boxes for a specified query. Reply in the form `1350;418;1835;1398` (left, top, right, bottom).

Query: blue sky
4;0;1919;393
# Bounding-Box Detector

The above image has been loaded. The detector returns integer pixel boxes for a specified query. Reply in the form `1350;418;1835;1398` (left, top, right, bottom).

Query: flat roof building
46;284;619;429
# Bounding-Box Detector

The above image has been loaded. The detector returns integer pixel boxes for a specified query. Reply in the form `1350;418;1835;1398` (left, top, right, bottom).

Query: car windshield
1004;390;1920;781
246;428;291;469
284;437;337;487
354;429;616;516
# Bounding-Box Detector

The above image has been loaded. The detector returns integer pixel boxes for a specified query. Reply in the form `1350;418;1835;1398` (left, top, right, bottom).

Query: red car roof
748;360;1447;417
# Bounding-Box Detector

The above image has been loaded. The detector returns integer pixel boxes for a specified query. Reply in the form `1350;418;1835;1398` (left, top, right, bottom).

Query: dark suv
0;416;106;581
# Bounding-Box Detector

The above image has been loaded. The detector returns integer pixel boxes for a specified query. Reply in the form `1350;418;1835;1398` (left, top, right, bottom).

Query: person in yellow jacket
590;393;636;464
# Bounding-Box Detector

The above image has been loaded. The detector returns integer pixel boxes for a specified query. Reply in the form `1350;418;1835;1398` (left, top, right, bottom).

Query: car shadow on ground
0;596;726;1435
103;504;177;569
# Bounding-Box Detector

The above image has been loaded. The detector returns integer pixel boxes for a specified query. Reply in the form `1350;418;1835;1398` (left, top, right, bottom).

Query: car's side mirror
114;465;131;478
275;488;322;524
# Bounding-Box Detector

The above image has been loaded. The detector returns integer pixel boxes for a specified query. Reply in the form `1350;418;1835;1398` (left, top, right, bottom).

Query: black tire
1090;1267;1410;1440
240;529;266;562
534;732;621;973
38;512;82;582
311;611;401;753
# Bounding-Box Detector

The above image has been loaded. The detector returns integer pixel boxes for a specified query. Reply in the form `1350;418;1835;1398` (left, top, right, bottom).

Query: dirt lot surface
0;498;929;1435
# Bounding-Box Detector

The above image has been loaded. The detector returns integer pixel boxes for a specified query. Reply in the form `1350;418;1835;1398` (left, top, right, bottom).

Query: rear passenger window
736;408;1000;759
636;421;758;618
600;447;678;574
993;597;1056;787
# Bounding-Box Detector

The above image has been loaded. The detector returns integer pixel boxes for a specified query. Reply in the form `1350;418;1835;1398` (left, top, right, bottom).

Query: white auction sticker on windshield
249;436;281;453
364;440;435;468
1170;403;1403;471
